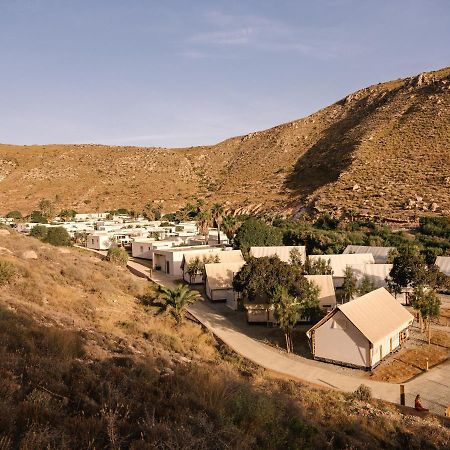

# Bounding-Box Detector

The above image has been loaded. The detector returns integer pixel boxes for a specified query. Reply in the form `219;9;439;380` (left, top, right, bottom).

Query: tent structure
250;246;306;264
306;288;414;369
343;245;394;264
436;256;450;276
304;275;336;312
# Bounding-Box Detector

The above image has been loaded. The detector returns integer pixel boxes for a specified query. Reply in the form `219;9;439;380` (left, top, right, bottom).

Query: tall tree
303;258;333;275
196;210;211;244
233;218;283;254
342;266;358;303
211;203;224;245
358;275;376;296
153;284;202;325
410;285;441;344
38;199;55;221
222;215;240;244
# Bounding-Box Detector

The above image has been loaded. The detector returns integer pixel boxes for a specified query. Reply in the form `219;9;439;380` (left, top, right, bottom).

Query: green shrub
6;210;22;219
43;227;72;246
0;260;16;285
353;384;372;402
106;246;128;266
30;224;48;240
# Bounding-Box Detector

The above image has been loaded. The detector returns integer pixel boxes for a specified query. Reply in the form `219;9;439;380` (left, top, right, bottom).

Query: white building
306;288;414;370
205;261;246;309
86;233;112;250
75;212;108;222
250;246;307;264
308;254;375;287
350;264;393;289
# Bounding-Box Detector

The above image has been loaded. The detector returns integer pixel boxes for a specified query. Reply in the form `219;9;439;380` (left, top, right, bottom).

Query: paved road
76;248;450;415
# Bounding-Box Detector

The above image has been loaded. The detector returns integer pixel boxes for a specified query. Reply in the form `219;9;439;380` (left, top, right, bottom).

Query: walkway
75;247;450;415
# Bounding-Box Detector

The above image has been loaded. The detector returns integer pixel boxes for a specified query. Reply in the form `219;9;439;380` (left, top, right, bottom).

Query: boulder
22;250;38;260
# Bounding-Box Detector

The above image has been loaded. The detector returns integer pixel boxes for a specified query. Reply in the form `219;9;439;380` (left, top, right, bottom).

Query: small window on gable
331;319;346;330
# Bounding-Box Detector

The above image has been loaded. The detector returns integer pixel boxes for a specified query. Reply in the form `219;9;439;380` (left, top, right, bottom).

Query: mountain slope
1;67;449;222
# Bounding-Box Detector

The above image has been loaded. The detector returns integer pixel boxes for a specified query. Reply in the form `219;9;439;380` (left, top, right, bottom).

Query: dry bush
0;259;16;285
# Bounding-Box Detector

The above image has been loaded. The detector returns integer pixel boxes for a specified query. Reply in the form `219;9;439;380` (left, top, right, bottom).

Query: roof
436;256;450;276
309;254;375;277
205;261;246;290
343;245;394;264
338;288;413;346
350;264;393;288
183;249;244;265
305;275;336;305
249;246;306;263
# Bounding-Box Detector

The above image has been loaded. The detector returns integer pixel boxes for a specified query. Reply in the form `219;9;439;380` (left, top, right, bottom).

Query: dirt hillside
1;66;449;222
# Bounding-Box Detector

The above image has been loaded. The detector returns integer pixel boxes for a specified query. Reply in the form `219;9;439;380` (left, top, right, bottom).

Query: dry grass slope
0;230;449;448
0;66;449;220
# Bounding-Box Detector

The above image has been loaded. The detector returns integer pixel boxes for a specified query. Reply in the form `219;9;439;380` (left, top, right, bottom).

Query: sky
0;0;449;148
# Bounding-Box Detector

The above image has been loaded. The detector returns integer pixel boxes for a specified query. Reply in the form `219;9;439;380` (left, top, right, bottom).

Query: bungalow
304;275;337;312
152;246;214;277
250;246;306;264
86;233;112;251
245;275;333;324
343;245;394;264
204;261;246;309
308;254;375;288
182;249;244;284
435;256;450;276
350;264;393;289
306;288;414;370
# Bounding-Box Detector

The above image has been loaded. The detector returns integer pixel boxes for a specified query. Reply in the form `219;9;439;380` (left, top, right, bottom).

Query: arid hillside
1;67;449;222
1;229;449;449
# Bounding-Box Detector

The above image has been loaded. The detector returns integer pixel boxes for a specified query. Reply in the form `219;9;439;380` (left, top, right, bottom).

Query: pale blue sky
1;0;449;147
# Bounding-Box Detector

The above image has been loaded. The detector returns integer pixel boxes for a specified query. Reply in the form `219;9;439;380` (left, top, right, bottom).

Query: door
166;261;170;274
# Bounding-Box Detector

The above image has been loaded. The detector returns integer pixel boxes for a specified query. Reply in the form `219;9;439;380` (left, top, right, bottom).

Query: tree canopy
233;219;283;253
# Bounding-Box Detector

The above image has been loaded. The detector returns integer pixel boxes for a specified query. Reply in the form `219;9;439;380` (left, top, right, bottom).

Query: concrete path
75;247;450;415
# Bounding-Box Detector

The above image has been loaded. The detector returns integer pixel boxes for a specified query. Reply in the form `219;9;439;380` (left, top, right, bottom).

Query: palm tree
154;284;202;325
222;215;240;245
211;203;224;245
196;210;211;245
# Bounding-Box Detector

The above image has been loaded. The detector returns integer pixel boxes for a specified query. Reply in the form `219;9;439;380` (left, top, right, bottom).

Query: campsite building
349;264;393;289
87;233;112;251
204;261;246;309
152;246;213;276
343;245;394;264
182;249;244;284
250;246;306;264
306;288;414;370
308;254;375;288
245;274;336;324
436;256;450;276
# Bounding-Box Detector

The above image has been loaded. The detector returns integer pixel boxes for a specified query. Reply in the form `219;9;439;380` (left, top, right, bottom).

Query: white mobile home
435;256;450;276
205;261;246;309
343;245;394;264
86;233;112;250
308;254;375;287
306;288;413;370
250;246;306;264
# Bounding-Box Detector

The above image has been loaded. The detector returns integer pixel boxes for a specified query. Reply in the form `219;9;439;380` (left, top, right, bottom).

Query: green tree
211;203;224;245
342;266;358;302
196;210;211;244
233;218;283;254
358;275;376;296
5;211;22;220
222;215;240;244
106;246;128;266
303;258;333;275
143;201;162;221
59;209;77;221
44;227;72;246
273;286;301;353
410;285;441;344
38;199;55;220
185;256;202;284
29;210;48;224
29;225;48;240
153;284;202;325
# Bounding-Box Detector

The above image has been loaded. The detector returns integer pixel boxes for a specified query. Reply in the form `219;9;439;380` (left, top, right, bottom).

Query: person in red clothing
415;394;429;412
